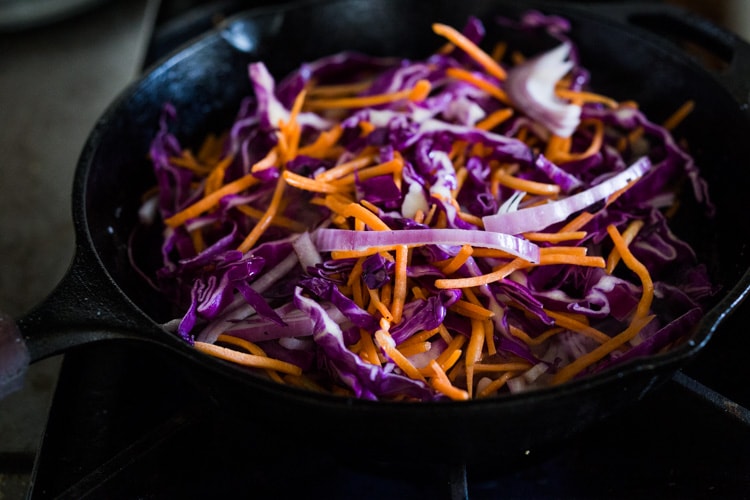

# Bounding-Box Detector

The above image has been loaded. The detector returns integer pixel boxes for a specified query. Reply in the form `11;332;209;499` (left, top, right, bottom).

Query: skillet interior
76;0;750;461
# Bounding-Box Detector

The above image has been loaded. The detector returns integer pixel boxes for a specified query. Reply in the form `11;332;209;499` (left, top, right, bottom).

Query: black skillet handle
0;243;163;398
575;2;750;107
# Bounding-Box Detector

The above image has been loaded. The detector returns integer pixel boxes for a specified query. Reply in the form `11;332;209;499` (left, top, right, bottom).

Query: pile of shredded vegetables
138;12;716;401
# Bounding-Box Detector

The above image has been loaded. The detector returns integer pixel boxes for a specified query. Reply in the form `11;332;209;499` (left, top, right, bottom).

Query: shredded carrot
368;287;394;322
359;329;382;366
304;79;431;110
374;329;425;382
483;318;496;356
494;169;561;196
473;362;532;372
444;67;509;103
204;155;235;196
314;155;374;182
551;315;655;385
510;325;565;346
432;23;507;80
397;341;431;357
307;80;373;97
555;88;619;108
428;360;470;401
164;173;260;228
391;245;409;323
250;148;279;173
543;310;611;344
477;371;515;398
523;231;587;243
464;318;486;398
606;219;645;273
195;340;302;375
283;170;351;194
451;300;495;320
297;125;344;158
237;175;286;253
476;107;514;131
607;224;654;319
663;100;695;131
234;204;306;232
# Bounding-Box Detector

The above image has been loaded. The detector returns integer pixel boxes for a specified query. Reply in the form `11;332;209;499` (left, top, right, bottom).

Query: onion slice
314;228;540;263
482;156;651;235
505;42;581;138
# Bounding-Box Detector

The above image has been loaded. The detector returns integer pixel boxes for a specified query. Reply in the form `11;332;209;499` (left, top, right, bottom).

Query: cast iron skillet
2;0;750;463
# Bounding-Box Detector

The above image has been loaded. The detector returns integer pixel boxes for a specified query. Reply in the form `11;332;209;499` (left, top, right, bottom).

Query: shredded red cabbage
136;13;717;401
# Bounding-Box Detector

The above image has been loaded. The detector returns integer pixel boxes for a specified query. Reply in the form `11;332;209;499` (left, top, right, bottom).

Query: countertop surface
0;1;153;495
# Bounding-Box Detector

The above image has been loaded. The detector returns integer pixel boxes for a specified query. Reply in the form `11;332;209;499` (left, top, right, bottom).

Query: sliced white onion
483;156;651;235
314;227;540;263
505;42;581;138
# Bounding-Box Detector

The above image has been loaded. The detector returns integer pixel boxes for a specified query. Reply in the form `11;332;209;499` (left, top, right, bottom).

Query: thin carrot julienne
304;79;431;110
432;23;507;80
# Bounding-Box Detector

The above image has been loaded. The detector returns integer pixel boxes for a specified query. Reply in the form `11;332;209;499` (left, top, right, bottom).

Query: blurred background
0;0;748;497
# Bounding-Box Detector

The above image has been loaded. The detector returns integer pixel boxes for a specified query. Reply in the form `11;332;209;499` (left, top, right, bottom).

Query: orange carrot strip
297;125;344;158
662;100;694;131
304;80;431;110
439;243;472;276
444;67;509;103
437;324;454;344
544;310;611;344
170;151;212;175
607;224;654;319
465;318;486;398
483;318;496;356
250;148;279;173
494;169;561;196
359;329;382;366
523;231;587;243
435;257;526;289
397;341;431;357
539;246;588;257
555;88;618;108
476;107;514;131
606;219;645;273
555;120;605;162
510;325;565;346
235;204;306;232
451;300;495;320
473;362;532;372
428;360;470;401
432;23;507;80
331;157;403;185
391;245;409;323
551;315;655;384
374;329;425;382
491;41;508;62
399;328;439;348
195;341;302;375
435;334;466;366
237;176;286;253
314;155;374;182
190;228;206;253
368;287;394;322
215;334;285;383
477;371;515;398
204;155;235;196
282;170;351;194
165;174;260;228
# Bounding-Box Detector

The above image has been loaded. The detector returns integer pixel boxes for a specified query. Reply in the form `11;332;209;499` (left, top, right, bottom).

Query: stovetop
24;1;750;498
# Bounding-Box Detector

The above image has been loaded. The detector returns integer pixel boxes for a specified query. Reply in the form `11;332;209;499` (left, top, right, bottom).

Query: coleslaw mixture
137;12;716;401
